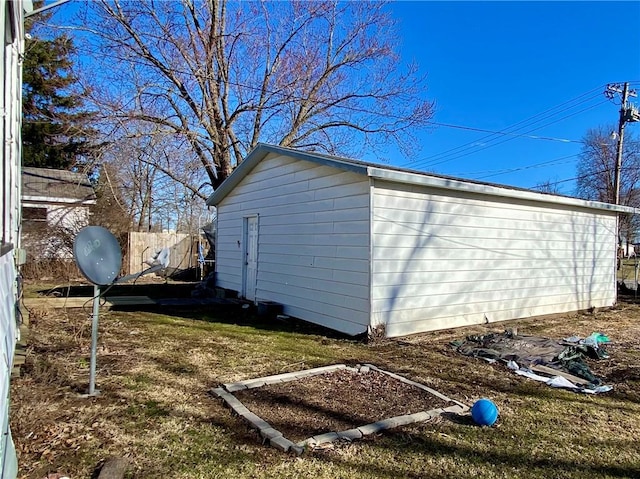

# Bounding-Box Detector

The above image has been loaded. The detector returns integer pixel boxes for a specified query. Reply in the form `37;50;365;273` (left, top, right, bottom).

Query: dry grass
11;297;640;479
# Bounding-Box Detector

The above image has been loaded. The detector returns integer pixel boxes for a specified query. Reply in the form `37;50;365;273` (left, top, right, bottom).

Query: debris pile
452;330;612;393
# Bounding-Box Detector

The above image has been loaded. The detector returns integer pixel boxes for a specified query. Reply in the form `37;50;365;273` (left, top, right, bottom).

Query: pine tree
22;12;96;170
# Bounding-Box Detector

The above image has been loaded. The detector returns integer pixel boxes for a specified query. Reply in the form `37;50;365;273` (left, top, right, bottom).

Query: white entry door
243;216;259;301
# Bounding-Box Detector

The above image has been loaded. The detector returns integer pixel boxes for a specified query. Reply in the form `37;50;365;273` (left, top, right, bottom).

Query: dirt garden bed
232;366;453;443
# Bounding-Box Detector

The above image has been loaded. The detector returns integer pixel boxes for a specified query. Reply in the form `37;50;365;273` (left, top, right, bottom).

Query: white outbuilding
207;144;634;338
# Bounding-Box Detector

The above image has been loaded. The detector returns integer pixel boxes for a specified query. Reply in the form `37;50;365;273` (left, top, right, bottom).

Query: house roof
207;143;637;215
22;167;96;203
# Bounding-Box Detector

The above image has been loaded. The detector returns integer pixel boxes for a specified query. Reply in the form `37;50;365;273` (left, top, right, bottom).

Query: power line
85;54;612;183
411;101;606;173
401;86;605;169
527;165;638;190
405;95;607;170
467;154;579;181
422;121;583;143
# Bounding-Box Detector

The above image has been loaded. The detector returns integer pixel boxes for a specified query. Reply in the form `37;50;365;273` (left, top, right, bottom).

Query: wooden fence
127;232;198;275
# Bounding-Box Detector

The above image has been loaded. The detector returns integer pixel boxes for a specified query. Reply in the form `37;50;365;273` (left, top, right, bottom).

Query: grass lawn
11;288;640;479
618;260;640;285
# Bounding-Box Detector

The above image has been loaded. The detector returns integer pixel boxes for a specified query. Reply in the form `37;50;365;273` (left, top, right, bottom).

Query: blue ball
471;398;498;426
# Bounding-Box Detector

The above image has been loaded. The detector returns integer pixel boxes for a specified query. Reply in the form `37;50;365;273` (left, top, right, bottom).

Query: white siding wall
0;251;17;476
0;0;24;476
46;203;91;230
1;0;21;248
215;154;371;335
21;202;92;259
371;180;618;337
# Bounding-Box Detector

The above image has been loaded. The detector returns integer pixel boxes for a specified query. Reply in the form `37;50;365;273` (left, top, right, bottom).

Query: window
22;207;47;222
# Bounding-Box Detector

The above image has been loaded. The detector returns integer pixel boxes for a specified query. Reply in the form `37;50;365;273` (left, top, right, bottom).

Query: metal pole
635;254;638;300
89;284;100;396
613;82;630;206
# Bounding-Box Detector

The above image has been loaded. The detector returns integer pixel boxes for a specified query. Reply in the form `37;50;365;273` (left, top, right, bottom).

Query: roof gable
207;144;369;205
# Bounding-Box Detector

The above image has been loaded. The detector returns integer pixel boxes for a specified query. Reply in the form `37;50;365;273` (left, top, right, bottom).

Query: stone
270;435;294;452
260;371;302;384
259;427;283;441
295;364;346;380
220;393;245;409
212;389;243;409
241;411;272;431
229;403;250;417
290;444;305;456
410;411;434;422
210;387;227;398
310;432;339;445
357;417;408;436
358;422;385;436
224;382;248;393
242;379;267;389
337;428;363;441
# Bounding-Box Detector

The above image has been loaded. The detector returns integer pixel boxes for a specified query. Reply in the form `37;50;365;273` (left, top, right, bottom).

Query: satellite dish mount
73;226;170;397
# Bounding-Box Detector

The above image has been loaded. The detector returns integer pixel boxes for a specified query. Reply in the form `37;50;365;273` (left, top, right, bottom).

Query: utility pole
605;82;640;287
606;82;639;205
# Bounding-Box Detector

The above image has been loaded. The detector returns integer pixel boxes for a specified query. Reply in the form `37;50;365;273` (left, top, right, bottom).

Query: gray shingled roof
22;167;96;202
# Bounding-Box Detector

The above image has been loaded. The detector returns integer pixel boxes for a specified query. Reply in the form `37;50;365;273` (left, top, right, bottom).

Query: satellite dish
73;226;172;397
73;226;122;286
156;248;170;268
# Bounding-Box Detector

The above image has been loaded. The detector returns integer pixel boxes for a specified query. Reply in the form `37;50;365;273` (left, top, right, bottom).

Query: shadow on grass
152;306;362;342
38;282;198;299
314;429;640;479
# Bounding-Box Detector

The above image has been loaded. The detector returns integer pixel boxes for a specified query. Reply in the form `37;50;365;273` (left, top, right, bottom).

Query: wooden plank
23;297;94;309
530;364;590;385
23;296;155;309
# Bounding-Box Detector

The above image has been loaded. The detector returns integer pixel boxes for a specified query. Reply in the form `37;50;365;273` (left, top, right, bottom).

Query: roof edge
368;167;637;214
207;143;638;215
22;195;96;205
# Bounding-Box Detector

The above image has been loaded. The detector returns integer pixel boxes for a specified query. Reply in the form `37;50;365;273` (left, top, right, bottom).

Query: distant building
21;167;96;259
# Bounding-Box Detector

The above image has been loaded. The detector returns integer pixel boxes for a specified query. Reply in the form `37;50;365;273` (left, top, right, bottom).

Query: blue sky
385;1;640;194
43;1;639;196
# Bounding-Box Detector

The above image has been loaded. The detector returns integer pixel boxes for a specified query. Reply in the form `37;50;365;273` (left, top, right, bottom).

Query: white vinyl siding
371;180;617;337
211;144;629;339
1;0;20;248
215;153;371;336
1;1;23;476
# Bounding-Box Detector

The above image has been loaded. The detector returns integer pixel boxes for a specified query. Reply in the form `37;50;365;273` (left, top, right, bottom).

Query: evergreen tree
22;11;96;170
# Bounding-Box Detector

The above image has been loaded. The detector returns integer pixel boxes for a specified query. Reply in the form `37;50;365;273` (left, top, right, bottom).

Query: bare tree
533;179;563;195
95;127;210;232
91;162;133;235
72;0;434;195
576;125;640;242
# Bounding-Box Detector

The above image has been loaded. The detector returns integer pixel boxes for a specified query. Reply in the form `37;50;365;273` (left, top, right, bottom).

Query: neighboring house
21;167;96;259
1;0;30;477
208;144;636;338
